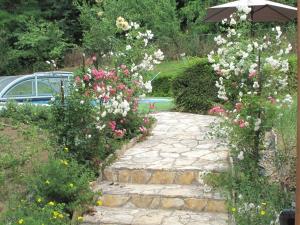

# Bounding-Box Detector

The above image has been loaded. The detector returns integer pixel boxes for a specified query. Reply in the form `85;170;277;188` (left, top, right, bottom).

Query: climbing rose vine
208;5;293;161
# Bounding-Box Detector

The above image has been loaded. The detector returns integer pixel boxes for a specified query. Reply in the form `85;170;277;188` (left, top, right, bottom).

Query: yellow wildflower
37;197;42;203
96;200;103;206
60;159;68;166
231;207;236;213
58;213;64;219
262;202;267;206
48;201;55;206
64;147;69;152
260;210;266;216
45;180;50;185
69;183;74;188
18;219;24;224
53;211;59;218
77;216;84;221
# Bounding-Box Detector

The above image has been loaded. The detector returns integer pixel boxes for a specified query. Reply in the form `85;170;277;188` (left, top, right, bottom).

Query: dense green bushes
28;157;95;214
172;58;219;113
288;55;297;93
152;76;174;97
151;58;201;96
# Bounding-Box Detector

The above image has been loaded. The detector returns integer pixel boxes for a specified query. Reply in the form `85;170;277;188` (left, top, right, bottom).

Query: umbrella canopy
205;0;297;22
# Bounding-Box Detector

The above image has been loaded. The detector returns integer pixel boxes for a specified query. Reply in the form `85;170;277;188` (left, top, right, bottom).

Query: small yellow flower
231;207;236;213
262;202;267;206
58;213;64;219
45;180;50;185
77;216;84;221
69;183;74;188
260;210;266;216
53;211;59;218
18;219;24;224
48;201;55;206
64;147;69;152
37;197;42;203
96;200;103;206
60;159;68;166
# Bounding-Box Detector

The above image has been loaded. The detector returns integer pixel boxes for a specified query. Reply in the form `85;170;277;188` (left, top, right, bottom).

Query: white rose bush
207;6;294;225
208;6;292;162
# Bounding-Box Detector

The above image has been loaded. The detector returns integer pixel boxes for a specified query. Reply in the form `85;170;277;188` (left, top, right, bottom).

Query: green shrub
50;90;111;167
287;55;297;93
152;76;173;97
27;157;95;215
151;58;203;97
172;58;219;113
0;102;51;127
1;200;70;225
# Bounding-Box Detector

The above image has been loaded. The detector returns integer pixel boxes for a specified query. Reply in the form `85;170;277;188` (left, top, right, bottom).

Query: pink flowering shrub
50;17;163;170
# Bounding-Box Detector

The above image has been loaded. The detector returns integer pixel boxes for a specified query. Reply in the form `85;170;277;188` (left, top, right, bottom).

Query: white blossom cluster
137;49;164;71
208;7;293;128
104;96;130;117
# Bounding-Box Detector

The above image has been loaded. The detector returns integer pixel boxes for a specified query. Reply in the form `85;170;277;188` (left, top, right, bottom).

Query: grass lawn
152;57;200;78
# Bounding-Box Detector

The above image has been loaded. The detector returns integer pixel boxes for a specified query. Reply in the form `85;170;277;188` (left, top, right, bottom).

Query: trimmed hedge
152;76;173;97
172;58;219;113
151;58;201;97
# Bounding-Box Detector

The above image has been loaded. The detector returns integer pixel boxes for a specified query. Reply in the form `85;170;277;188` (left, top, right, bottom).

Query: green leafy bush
152;76;173;97
1;200;70;225
0;102;51;127
27;157;95;215
172;58;218;113
50;92;108;165
151;58;203;97
287;55;297;93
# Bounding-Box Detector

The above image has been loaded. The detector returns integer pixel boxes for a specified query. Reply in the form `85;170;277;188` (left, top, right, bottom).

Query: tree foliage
0;0;297;75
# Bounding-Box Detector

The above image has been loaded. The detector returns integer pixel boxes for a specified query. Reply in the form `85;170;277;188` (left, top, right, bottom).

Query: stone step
83;206;228;225
103;167;224;185
94;182;226;213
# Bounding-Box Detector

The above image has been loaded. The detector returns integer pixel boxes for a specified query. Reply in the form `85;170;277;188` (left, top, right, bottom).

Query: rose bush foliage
207;5;294;225
51;17;162;169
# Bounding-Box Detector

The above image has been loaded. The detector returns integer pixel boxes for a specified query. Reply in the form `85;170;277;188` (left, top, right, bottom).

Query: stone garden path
83;112;229;225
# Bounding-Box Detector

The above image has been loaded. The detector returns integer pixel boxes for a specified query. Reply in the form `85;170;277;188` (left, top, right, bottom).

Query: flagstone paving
83;112;229;225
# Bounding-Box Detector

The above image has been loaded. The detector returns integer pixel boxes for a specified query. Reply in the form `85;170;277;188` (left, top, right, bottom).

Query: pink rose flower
235;103;243;112
92;69;106;80
117;83;126;90
268;96;276;104
208;106;225;115
248;70;257;79
139;126;147;134
114;129;126;138
143;117;150;124
83;74;90;82
109;121;116;131
149;103;155;110
75;76;81;84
